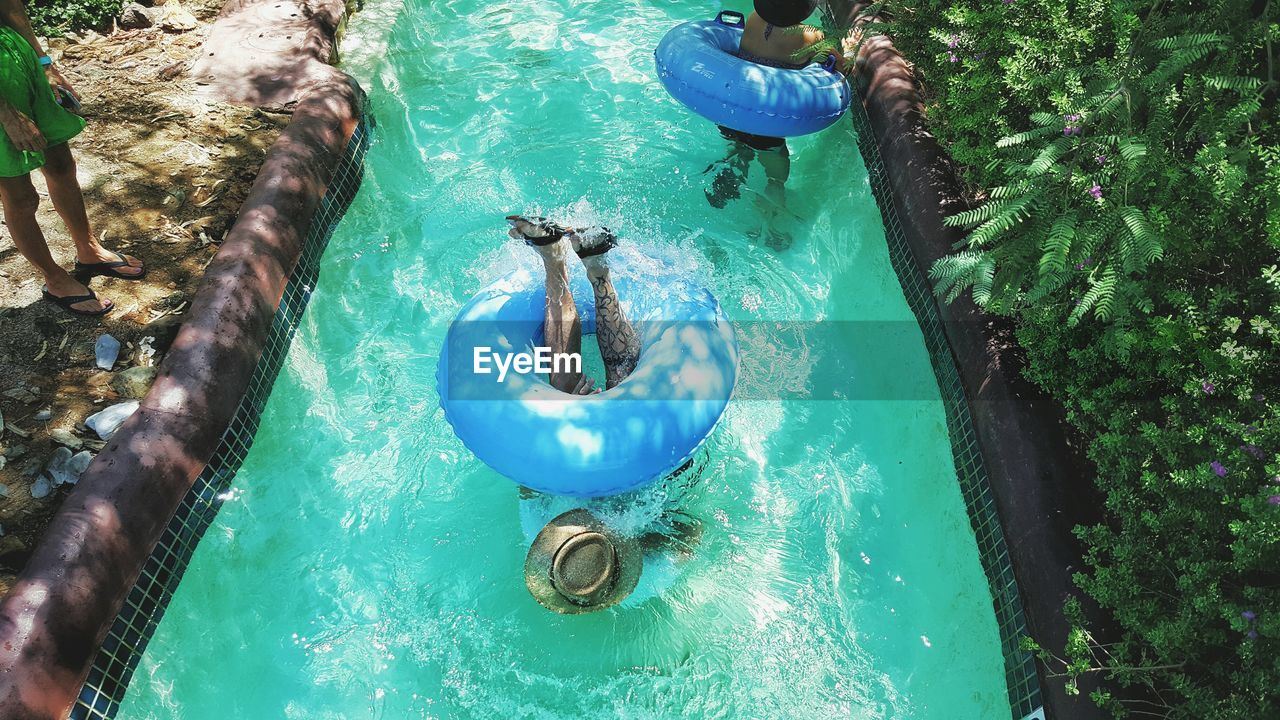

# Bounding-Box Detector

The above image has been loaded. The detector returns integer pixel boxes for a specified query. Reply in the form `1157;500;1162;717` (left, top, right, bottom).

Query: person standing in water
704;0;844;250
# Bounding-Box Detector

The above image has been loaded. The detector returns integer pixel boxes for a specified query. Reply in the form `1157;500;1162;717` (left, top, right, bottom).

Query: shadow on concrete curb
0;1;368;717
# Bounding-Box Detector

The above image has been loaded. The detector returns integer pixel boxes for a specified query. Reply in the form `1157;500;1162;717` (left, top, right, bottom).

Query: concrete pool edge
827;2;1111;719
0;45;369;720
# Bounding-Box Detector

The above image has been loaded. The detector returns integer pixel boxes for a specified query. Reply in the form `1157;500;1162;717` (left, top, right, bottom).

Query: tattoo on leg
590;273;640;389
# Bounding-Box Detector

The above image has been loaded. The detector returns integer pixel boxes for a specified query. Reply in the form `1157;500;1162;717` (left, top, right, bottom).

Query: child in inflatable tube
705;0;843;249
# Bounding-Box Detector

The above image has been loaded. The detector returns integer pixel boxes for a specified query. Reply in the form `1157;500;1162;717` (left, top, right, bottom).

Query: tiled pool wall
70;116;373;720
850;100;1046;720
68;79;1042;720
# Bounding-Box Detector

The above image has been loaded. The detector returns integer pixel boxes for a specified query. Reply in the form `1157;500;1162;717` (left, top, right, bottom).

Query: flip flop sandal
573;227;618;259
41;287;113;317
74;251;146;281
506;215;570;247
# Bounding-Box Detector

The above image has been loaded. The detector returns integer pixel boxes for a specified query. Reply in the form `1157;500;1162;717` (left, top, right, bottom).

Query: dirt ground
0;0;286;593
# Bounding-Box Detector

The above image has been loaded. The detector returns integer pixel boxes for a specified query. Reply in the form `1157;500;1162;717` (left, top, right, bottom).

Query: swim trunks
0;27;85;177
716;125;787;152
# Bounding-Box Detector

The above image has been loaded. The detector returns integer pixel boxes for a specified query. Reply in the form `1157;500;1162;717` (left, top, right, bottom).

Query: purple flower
1242;444;1266;460
948;52;959;63
1255;393;1266;402
1247;629;1259;640
1088;183;1103;200
1211;461;1227;477
1269;495;1280;505
1273;475;1280;484
948;35;960;49
1065;113;1081;123
1243;610;1257;621
1003;0;1015;5
1203;381;1215;394
1095;154;1107;165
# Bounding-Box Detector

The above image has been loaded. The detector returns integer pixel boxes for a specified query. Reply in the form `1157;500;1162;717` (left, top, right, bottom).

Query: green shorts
0;26;85;178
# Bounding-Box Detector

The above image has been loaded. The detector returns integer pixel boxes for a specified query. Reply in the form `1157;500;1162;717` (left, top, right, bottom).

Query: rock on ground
112;366;159;399
85;401;140;440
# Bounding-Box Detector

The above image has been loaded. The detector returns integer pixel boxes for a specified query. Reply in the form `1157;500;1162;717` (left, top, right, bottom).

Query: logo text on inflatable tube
473;346;582;383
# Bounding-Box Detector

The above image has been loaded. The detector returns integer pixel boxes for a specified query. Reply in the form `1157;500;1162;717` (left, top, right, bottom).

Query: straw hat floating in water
524;508;642;615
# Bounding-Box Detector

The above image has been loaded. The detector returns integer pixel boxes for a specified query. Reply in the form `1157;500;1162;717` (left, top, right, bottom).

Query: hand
571;376;600;395
44;65;80;104
0;108;47;152
815;50;846;74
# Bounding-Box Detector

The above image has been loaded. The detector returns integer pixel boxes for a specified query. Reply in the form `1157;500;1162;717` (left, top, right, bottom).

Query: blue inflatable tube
655;12;851;138
437;268;738;497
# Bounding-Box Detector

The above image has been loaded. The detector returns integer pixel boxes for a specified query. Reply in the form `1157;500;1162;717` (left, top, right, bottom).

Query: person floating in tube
506;214;703;614
704;0;847;250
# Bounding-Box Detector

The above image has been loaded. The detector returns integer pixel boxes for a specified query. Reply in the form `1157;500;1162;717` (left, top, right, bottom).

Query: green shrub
27;0;123;36
880;0;1279;716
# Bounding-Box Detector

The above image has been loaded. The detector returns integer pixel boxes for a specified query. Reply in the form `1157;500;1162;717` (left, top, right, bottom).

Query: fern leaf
1153;33;1225;50
930;251;995;304
972;259;996;305
1118;206;1163;265
1039;213;1077;275
1028;138;1074;176
1024;271;1069;306
945;200;1009;228
1092;269;1119;321
1030;112;1060;127
1150;46;1217;86
1069;267;1118;325
997;126;1058;148
987;181;1035;199
1090;88;1126;119
965;193;1040;247
1118;140;1147;162
1205;75;1264;92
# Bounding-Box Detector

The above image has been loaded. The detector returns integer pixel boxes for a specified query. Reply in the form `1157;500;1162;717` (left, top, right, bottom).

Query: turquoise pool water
118;0;1007;717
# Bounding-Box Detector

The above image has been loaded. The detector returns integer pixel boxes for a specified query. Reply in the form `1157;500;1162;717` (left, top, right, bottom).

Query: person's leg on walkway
40;142;141;274
0;173;108;312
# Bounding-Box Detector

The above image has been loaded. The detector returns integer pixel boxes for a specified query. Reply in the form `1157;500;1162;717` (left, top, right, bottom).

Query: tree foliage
884;0;1280;716
27;0;123;36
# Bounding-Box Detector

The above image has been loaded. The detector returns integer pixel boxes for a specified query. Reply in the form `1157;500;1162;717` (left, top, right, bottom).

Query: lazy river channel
119;1;1007;717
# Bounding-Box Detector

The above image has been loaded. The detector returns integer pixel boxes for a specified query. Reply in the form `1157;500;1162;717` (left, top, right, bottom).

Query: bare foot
43;269;112;313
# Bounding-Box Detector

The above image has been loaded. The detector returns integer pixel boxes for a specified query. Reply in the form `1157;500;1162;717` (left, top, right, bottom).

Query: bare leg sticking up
507;216;595;395
568;227;639;389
